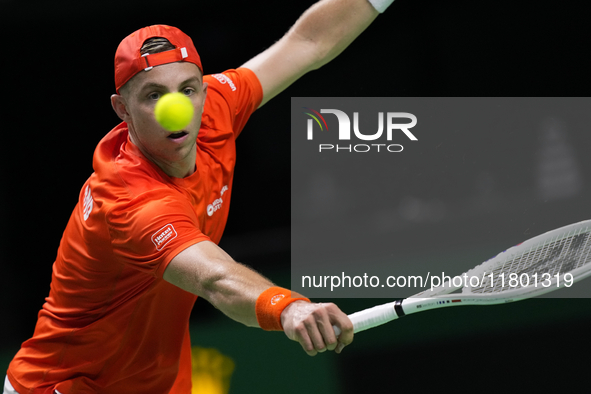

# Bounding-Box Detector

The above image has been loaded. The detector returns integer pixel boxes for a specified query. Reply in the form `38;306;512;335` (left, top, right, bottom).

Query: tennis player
5;0;391;392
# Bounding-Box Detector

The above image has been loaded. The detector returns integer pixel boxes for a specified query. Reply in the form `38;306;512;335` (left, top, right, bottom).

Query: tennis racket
335;219;591;335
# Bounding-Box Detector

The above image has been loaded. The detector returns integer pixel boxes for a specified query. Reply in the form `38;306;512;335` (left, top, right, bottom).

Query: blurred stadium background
2;0;590;392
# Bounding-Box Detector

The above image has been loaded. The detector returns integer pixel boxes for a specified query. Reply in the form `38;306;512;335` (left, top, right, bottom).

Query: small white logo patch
151;224;178;251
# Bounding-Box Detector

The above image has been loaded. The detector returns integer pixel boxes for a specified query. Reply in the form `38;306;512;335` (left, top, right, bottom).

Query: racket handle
333;301;399;335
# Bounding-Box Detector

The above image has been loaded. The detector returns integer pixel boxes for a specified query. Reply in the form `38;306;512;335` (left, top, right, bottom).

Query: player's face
116;62;208;178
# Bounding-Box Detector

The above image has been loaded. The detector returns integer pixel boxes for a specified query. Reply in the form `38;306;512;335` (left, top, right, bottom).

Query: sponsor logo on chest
207;185;229;217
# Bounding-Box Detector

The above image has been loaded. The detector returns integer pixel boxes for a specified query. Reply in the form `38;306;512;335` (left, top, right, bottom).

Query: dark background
2;0;590;392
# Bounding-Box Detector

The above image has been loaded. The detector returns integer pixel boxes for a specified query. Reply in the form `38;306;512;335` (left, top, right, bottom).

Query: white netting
470;228;591;294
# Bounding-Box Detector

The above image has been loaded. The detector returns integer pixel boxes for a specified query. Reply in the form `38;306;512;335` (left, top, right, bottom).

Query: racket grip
333;301;399;335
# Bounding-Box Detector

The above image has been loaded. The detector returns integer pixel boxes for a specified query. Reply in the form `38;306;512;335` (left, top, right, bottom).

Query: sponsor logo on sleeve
212;73;237;91
151;224;178;251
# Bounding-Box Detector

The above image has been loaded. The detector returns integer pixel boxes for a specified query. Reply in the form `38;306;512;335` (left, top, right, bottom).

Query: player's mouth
167;131;189;142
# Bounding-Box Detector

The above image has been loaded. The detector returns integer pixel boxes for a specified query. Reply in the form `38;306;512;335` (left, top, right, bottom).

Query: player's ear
201;82;208;111
111;94;131;122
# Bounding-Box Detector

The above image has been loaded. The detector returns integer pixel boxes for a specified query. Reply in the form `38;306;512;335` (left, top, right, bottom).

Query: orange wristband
255;286;310;331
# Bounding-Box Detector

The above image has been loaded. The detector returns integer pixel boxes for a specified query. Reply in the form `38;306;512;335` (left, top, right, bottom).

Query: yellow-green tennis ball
154;92;194;132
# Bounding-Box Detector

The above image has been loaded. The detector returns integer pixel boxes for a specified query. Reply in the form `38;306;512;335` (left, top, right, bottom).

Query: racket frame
340;219;591;334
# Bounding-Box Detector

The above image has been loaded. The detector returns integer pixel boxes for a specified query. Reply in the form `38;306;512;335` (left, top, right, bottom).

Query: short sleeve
203;68;263;138
107;190;210;278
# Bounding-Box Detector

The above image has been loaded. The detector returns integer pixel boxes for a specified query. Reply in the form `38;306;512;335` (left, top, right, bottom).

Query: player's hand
280;301;353;356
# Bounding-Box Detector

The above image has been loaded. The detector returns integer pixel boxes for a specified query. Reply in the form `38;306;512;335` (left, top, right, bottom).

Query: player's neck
132;139;197;179
126;130;197;178
155;151;197;179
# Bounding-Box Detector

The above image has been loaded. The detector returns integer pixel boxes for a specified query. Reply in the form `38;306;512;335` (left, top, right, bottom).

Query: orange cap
114;25;203;93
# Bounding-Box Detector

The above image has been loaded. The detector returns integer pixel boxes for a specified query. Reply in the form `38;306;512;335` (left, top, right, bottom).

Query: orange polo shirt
7;67;262;394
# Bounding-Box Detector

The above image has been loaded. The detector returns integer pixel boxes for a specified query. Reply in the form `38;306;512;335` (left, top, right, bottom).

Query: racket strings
469;228;591;294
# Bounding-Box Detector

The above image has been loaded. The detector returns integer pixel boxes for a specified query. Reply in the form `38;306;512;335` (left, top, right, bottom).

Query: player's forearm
198;261;275;327
164;243;355;355
287;0;379;70
163;241;274;327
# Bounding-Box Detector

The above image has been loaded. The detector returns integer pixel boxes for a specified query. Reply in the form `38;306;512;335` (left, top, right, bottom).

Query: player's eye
182;88;195;96
148;92;161;100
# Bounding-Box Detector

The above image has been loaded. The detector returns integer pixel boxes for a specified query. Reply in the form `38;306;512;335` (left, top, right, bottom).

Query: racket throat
394;300;405;317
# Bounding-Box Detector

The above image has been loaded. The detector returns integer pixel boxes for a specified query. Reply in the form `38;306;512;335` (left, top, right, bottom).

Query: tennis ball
154;92;194;132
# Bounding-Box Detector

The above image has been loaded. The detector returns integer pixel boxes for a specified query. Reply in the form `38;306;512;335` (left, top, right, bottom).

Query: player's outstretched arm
163;241;353;355
241;0;381;107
